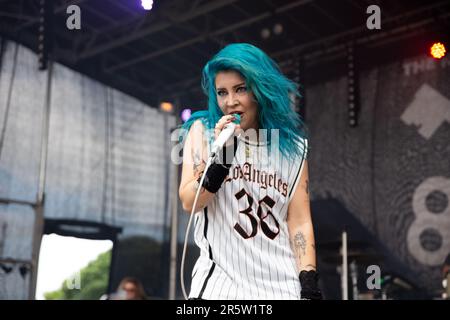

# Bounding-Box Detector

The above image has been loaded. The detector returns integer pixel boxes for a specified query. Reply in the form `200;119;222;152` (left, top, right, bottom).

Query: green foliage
44;250;111;300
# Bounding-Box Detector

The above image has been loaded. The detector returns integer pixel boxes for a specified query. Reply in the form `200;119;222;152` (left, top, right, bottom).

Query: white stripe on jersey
189;137;308;300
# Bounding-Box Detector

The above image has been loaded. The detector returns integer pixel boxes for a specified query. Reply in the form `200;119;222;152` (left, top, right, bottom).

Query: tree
44;250;111;300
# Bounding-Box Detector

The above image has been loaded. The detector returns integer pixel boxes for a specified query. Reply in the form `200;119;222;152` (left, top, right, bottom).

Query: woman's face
122;282;138;300
215;70;259;131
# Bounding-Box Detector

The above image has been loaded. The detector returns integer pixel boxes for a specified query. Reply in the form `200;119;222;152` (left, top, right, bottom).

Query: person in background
101;276;147;300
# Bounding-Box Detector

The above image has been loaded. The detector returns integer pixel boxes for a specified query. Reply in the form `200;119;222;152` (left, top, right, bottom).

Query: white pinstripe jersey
189;132;308;300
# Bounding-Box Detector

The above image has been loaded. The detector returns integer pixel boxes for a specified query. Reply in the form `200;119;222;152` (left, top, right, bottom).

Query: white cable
180;154;215;300
179;117;240;300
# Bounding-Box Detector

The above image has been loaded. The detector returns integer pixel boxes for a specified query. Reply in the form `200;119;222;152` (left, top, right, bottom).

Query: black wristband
199;162;230;193
299;270;323;300
199;137;238;193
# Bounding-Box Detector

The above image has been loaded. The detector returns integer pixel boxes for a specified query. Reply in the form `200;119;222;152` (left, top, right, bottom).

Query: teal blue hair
180;43;308;160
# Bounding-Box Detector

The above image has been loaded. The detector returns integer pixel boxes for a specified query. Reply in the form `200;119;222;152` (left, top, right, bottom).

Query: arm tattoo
192;151;206;177
192;150;206;193
293;232;307;257
305;179;309;195
192;151;204;174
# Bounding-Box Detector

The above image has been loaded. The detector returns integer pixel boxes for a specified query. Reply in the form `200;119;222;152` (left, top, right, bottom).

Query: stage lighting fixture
261;28;271;39
430;42;446;59
347;44;359;128
160;102;174;113
181;109;192;122
273;23;283;35
141;0;154;11
38;0;47;70
349;118;356;126
38;0;53;71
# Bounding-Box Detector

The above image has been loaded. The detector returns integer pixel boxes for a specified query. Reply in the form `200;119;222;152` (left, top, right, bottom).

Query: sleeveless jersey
189;134;308;300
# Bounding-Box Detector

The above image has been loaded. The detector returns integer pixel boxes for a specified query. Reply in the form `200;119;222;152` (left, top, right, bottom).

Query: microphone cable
180;115;241;300
180;154;214;300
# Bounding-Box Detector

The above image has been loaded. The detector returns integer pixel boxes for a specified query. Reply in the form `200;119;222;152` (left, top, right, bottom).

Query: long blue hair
180;43;308;160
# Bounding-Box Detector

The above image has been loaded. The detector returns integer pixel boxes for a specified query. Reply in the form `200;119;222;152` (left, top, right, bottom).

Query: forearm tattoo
293;231;307;258
192;151;206;176
292;233;317;271
305;179;309;195
192;150;206;193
